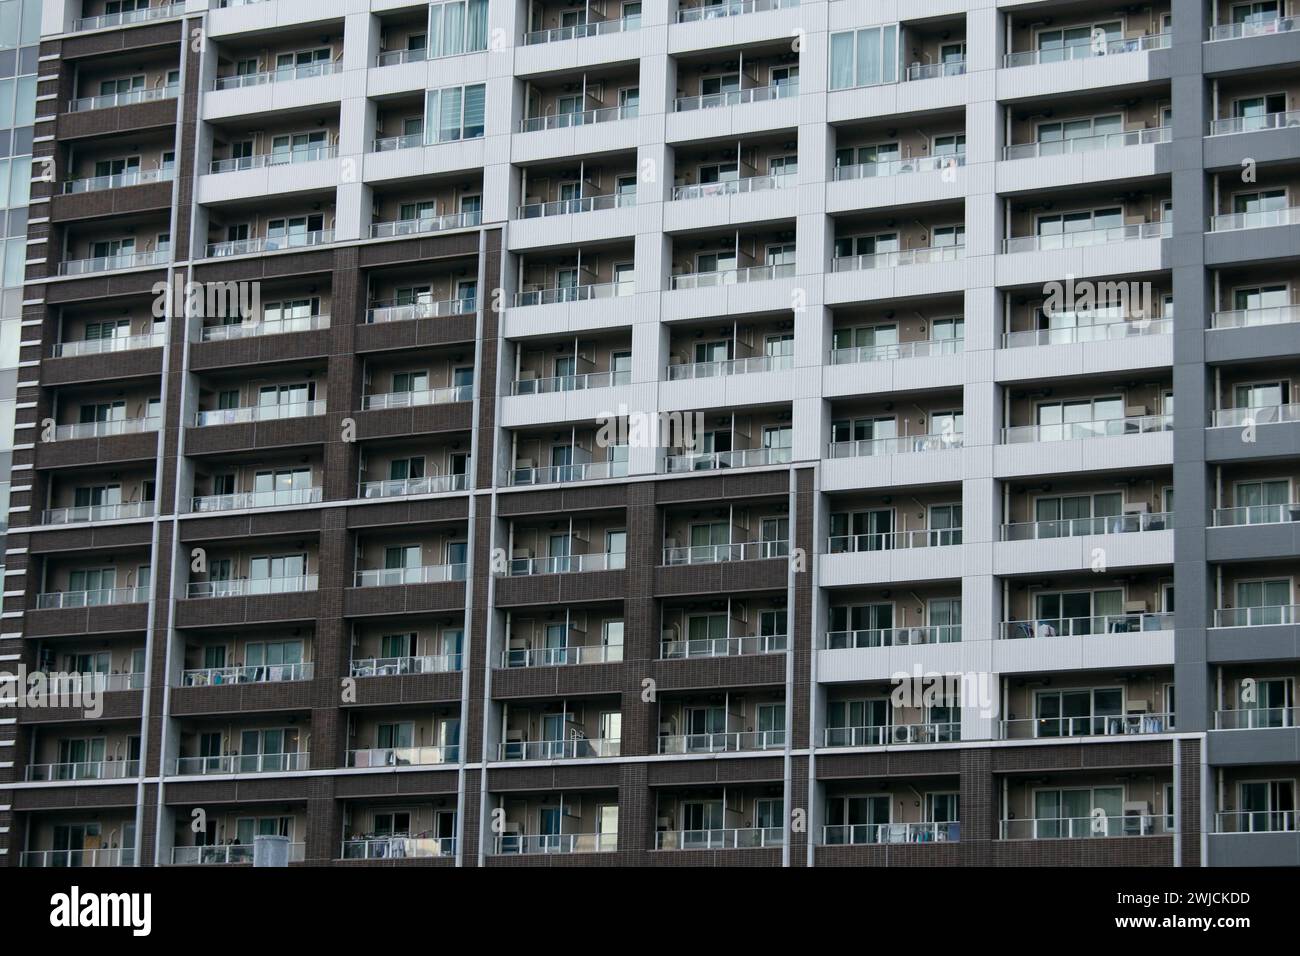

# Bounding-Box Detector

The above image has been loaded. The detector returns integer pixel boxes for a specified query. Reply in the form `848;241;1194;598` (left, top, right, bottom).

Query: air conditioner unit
1126;699;1150;714
892;724;914;744
1124;405;1148;418
1122;501;1149;514
1123;600;1148;614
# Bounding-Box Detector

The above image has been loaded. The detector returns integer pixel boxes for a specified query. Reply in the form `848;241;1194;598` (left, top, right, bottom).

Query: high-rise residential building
0;0;1296;869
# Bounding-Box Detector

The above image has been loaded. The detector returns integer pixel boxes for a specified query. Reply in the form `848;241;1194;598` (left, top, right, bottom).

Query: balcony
1210;205;1300;232
508;460;628;486
53;330;166;358
1211;403;1300;428
830;335;962;365
361;385;472;411
212;61;342;92
179;662;314;687
370;210;481;239
354;564;467;587
41;500;155;525
500;643;623;667
658;730;783;754
1209;110;1300;136
1004;221;1168;254
50;415;160;442
512;369;630;395
68;85;179;113
206;230;333;258
359;474;468;499
828;527;961;554
1004;317;1170;349
194;400;326;427
828;432;962;459
663;446;792;472
172;843;306;865
832;244;963;272
514;281;630;307
350;653;461;677
1208;16;1300;41
186;576;318;599
1215;707;1299;730
1004;127;1169;161
656;827;783;849
1214;605;1300;627
662;633;787;658
518;192;635;219
26;759;140;782
169;753;309;775
22;848;135;867
1212;305;1300;330
1001;613;1173;639
833;152;964;183
36;586;149;610
509;553;623;575
823;722;960;747
1213;502;1300;527
519;104;637;133
493;833;617;854
64;165;175;195
28;672;144;695
523;15;640;45
366;296;476;324
1002;512;1170;541
1003;32;1170;67
1215;810;1298;833
1002;414;1171;443
191;488;322;513
823;821;959;845
341;837;456;859
674;82;796;112
666;354;790;381
347;746;457;768
209;145;338;173
823;625;959;649
671;263;794;289
199;314;330;343
1000;816;1166;839
676;0;798;23
1001;712;1172;739
497;738;620;760
662;540;787;566
672;171;794;201
59;249;171;277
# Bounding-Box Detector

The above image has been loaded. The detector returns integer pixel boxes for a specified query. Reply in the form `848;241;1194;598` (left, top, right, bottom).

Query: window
1033;786;1123;838
1036;22;1121;62
424;83;486;144
834;232;898;259
427;0;489;57
830;25;899;90
252;468;312;506
1034;688;1124;738
1036;114;1122;154
248;553;308;593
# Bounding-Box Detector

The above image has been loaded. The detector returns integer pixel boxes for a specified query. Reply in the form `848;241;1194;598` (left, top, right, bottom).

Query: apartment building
0;0;1296;869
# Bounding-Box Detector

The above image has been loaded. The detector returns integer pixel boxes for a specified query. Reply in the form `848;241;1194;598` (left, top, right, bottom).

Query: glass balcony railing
172;843;306;865
74;3;184;31
661;633;787;658
1000;816;1165;839
905;60;966;80
671;263;795;288
500;643;624;667
656;827;784;849
676;0;799;23
170;753;309;775
209;145;337;173
828;432;961;458
1212;305;1300;329
666;354;791;380
1002;415;1171;443
523;15;641;44
662;541;787;565
519;104;638;132
42;500;155;524
194;399;326;427
206;230;334;257
1001;512;1169;539
1213;502;1300;526
350;654;462;677
658;730;784;754
180;662;314;686
822;626;960;649
1215;810;1299;833
832;244;963;271
830;336;963;364
360;473;468;498
200;314;330;342
1004;221;1169;253
1208;16;1299;41
186;576;318;599
1215;707;1299;730
513;369;630;394
515;282;631;306
1001;713;1172;739
834;152;964;181
1210;206;1300;232
59;249;171;276
675;82;798;112
823;723;960;746
492;833;617;854
65;165;175;194
823;822;959;845
1001;613;1173;638
1003;317;1170;348
1209;110;1300;136
1211;403;1300;427
1004;126;1169;159
509;553;625;575
663;446;792;472
68;84;179;112
191;488;322;513
52;416;160;441
672;171;795;200
1003;32;1170;67
508;460;628;485
1213;605;1300;627
36;586;149;609
497;738;620;760
212;61;341;91
22;848;135;867
827;528;962;552
518;192;635;219
375;48;429;66
53;330;166;357
341;837;456;859
346;746;456;768
370;210;481;238
353;564;467;587
26;759;140;781
28;672;144;695
366;297;476;323
361;384;473;410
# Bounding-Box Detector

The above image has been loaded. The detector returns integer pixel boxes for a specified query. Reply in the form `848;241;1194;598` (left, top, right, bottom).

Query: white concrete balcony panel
826;165;966;215
823;351;963;397
992;629;1175;675
993;431;1172;479
366;53;490;98
994;45;1163;99
658;367;794;413
503;295;637;338
993;528;1173;576
664;96;800;144
363;138;487;184
507;203;637;251
820;545;966;588
208;0;353;37
668;3;801;54
510;116;639;164
817;641;975;685
514;26;644;75
197;154;343;204
825;74;972;126
823;257;967;305
994;237;1165;287
499;382;651;428
201;70;350;121
995;142;1163;194
661;273;800;321
821;446;963;492
994;331;1173;382
662;184;799;231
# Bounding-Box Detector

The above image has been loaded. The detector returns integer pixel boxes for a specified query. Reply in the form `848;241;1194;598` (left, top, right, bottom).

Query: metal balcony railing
497;737;620;760
341;837;456;859
1212;305;1300;329
514;282;631;306
658;730;785;753
51;416;160;442
676;0;799;23
1004;221;1169;253
675;82;798;111
1001;512;1169;540
191;487;322;513
493;833;617;854
53;330;166;357
828;432;962;458
360;473;468;498
59;249;171;276
1000;816;1165;839
671;262;795;288
830;336;963;364
172;843;306;864
1215;810;1298;833
36;586;149;609
42;500;155;525
828;528;962;552
212;61;341;91
1209;110;1300;136
64;165;175;194
209;145;337;173
662;540;788;565
823;723;960;746
1208;16;1299;41
68;84;179;112
186;576;318;599
834;152;964;181
346;746;456;768
200;314;330;342
180;662;314;687
656;827;784;849
666;354;791;380
30;672;144;695
375;48;429;66
499;643;624;667
1002;414;1171;443
1214;605;1300;627
350;654;462;677
1004;126;1169;159
1211;403;1300;427
519;104;637;132
823;822;959;845
1003;32;1170;67
170;752;309;775
509;553;625;575
361;384;473;410
206;230;334;257
523;14;641;44
74;3;184;31
26;759;140;782
1003;317;1170;348
1211;205;1300;232
370;209;481;238
513;369;630;394
518;191;635;218
353;564;467;587
1213;502;1300;527
663;446;792;472
194;399;326;427
672;171;795;200
1001;713;1172;739
366;297;476;323
660;633;787;658
832;244;964;271
22;848;135;866
1215;707;1299;730
1000;613;1173;638
905;60;966;80
508;460;628;485
822;626;960;649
